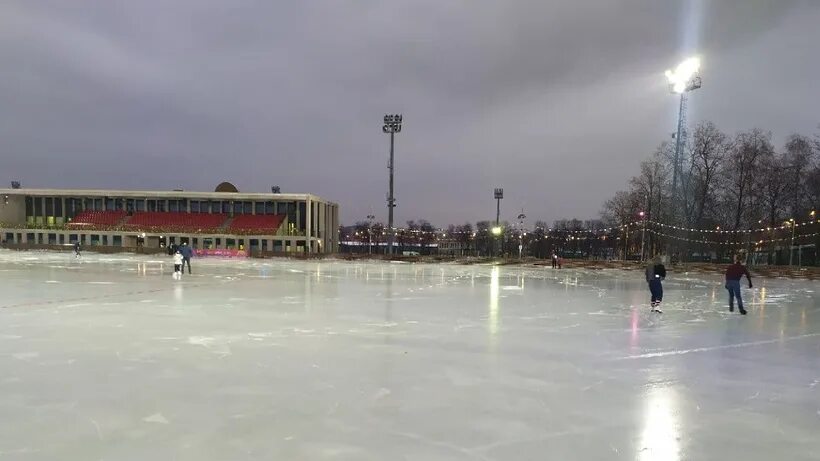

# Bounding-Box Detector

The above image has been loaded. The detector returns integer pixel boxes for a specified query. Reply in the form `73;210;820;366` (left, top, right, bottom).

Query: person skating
179;242;193;274
645;256;666;313
173;250;183;279
551;252;558;269
73;241;81;258
725;254;752;315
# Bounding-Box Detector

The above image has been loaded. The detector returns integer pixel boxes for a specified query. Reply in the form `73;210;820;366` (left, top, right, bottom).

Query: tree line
602;122;819;230
600;122;820;262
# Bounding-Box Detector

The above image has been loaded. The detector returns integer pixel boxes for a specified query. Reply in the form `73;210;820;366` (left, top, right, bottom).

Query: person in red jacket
725;254;752;315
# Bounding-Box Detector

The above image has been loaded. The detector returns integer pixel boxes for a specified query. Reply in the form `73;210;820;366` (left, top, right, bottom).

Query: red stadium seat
125;212;228;233
228;214;286;234
67;210;127;230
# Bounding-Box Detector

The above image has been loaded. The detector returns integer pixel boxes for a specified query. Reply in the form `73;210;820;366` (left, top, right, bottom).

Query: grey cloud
1;0;817;226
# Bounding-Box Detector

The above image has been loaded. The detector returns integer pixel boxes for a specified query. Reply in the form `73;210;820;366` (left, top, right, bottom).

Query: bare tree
456;223;473;255
687;122;729;227
418;220;436;252
475;221;492;256
601;190;641;227
783;134;817;217
721;129;773;230
757;151;789;226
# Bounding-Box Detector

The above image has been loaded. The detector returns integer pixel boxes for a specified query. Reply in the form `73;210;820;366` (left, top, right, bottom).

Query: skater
725;254;752;315
645;256;666;312
179;242;193;274
557;255;562;269
73;241;81;258
551;252;558;269
173;250;183;279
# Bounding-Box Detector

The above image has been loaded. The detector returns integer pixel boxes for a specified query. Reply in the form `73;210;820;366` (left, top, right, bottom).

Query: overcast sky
2;1;818;226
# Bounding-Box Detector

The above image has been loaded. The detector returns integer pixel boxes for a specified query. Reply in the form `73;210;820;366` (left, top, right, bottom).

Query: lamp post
788;218;796;266
366;214;375;255
494;188;503;257
517;211;526;259
639;211;646;262
665;57;702;223
624;223;629;261
382;114;403;255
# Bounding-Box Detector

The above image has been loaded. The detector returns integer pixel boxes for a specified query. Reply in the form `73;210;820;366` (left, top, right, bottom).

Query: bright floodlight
491;226;502;236
665;57;701;93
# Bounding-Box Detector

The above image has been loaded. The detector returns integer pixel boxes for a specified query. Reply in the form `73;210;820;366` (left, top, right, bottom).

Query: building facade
0;188;339;254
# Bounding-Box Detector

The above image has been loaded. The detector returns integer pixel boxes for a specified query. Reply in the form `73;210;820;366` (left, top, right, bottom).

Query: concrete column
319;202;326;252
305;198;312;253
295;202;300;238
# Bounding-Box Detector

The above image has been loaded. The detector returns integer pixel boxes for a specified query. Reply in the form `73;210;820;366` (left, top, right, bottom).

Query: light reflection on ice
489;266;500;346
639;385;681;461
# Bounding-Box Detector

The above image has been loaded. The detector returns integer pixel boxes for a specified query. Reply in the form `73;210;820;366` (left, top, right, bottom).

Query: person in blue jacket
645;256;667;313
179;242;194;274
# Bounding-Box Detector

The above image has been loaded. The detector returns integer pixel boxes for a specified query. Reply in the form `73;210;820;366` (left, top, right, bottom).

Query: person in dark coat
73;242;81;258
645;256;667;313
725;254;752;315
179;242;194;274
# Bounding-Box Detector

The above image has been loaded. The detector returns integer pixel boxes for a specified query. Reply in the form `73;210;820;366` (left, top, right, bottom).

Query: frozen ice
0;250;818;460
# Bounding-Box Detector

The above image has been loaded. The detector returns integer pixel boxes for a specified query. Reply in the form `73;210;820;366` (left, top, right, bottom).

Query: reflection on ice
639;385;681;461
489;266;500;345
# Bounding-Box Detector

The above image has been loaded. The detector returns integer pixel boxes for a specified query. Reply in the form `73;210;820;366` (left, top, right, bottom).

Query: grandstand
228;214;287;234
124;212;230;233
66;210;127;230
0;186;338;254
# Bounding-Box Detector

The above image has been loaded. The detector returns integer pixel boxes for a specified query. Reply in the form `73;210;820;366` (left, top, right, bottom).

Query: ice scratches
0;447;41;456
363;322;399;328
580;380;605;392
247;332;273;338
89;418;103;440
12;352;39;361
618;332;820;360
372;387;391;401
468;423;623;457
384;429;494;461
142;413;169;424
187;336;232;357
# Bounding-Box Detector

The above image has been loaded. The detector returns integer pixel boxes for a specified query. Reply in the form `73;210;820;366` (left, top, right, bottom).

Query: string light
648;228;820;245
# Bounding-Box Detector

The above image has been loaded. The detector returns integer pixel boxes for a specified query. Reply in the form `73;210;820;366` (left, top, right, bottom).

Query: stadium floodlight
491;226;502;236
494;188;503;225
665;57;701;94
382;114;403;255
665;57;702;228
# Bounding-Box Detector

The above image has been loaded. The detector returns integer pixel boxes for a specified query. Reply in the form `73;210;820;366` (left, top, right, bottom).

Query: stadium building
0;183;339;255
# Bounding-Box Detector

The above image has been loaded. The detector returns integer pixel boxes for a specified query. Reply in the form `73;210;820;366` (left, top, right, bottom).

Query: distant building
0;186;339;254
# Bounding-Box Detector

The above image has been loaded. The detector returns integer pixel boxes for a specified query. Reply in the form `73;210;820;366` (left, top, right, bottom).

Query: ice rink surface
0;250;818;460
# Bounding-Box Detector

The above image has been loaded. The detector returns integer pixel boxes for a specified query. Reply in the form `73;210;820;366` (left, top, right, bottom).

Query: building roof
0;188;334;204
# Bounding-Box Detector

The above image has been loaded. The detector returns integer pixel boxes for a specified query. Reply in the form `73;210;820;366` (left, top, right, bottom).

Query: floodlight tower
665;57;702;221
382;114;403;255
494;188;503;225
517;211;527;259
493;188;503;257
